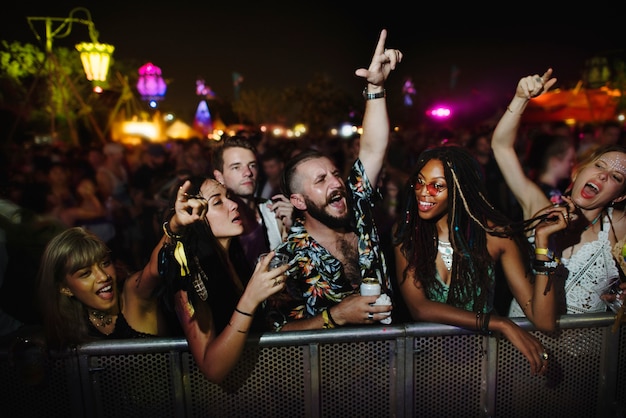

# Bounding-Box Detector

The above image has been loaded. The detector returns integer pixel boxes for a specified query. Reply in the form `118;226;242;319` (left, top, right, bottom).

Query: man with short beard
264;29;402;332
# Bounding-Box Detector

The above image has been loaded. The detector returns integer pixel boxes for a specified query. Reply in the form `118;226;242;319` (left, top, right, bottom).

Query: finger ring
273;278;280;287
541;352;549;360
535;76;543;84
367;312;374;320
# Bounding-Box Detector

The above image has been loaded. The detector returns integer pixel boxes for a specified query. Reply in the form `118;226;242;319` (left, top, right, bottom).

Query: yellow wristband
535;247;554;260
322;309;335;329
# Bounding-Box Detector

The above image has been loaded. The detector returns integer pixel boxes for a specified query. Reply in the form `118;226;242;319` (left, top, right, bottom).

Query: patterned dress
264;159;393;331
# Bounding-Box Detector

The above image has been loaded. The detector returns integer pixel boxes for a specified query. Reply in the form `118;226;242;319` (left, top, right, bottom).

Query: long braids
394;145;533;312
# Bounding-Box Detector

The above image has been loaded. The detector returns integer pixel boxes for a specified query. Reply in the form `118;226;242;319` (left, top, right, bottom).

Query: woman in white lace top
492;68;626;315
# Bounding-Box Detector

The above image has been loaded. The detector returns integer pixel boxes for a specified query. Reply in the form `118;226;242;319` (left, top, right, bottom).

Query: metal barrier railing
1;313;624;418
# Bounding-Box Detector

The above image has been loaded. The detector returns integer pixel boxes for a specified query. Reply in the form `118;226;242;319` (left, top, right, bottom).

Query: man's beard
304;196;351;229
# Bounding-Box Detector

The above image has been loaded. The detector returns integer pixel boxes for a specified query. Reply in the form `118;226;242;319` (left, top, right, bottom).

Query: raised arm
121;180;209;328
491;68;558;219
355;28;403;184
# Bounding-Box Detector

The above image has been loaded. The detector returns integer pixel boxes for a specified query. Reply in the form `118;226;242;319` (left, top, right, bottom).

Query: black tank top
87;312;155;339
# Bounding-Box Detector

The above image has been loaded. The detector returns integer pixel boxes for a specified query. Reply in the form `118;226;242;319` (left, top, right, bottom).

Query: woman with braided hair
393;145;566;376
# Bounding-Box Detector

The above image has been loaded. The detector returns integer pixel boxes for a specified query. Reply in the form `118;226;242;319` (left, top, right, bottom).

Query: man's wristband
322;309;335;329
326;308;339;327
362;87;386;100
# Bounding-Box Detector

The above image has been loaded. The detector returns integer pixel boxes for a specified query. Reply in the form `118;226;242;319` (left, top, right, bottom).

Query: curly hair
393;145;533;312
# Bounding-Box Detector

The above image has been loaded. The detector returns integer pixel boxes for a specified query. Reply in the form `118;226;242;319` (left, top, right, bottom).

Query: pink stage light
427;106;452;119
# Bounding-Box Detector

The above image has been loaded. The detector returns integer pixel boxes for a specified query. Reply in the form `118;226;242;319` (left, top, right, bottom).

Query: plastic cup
595;278;624;313
258;253;289;270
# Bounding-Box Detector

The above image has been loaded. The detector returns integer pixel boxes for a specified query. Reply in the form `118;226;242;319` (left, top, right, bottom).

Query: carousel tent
522;85;621;123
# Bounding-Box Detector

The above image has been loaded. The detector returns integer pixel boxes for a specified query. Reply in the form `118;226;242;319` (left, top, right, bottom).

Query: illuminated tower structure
193;78;215;137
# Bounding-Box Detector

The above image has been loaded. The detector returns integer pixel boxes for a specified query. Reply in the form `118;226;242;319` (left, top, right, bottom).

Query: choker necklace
583;212;602;231
88;310;113;328
438;240;453;271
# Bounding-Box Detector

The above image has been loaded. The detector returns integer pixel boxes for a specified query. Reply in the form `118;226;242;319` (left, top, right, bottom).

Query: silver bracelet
362;87;386;100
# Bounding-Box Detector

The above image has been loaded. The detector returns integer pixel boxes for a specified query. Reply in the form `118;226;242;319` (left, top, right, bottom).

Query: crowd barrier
1;312;624;418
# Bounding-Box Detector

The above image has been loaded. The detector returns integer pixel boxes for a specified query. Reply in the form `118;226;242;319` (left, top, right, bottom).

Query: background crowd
1;117;623;334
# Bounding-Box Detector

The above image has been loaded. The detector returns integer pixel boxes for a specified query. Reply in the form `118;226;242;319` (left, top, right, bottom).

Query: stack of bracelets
475;311;492;335
162;220;183;241
533;247;560;276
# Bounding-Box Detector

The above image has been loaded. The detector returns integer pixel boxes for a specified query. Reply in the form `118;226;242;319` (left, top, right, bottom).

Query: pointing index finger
374;29;388;56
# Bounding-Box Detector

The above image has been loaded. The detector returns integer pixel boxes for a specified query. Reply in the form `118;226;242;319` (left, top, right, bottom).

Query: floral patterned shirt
264;159;393;331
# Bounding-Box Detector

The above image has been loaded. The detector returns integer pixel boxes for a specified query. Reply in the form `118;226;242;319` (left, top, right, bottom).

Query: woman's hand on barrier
493;316;549;376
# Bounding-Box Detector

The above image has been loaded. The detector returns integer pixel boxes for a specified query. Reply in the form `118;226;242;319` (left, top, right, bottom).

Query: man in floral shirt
264;29;402;331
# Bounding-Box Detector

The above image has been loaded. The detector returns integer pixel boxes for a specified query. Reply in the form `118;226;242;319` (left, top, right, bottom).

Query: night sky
1;2;623;125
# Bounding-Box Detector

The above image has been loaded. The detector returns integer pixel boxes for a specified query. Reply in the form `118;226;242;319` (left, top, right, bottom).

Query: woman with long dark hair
158;176;286;383
394;145;565;375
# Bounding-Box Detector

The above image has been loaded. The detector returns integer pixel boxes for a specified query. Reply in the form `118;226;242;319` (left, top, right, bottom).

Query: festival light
137;62;167;108
26;7;112;143
76;41;114;92
427;106;453;120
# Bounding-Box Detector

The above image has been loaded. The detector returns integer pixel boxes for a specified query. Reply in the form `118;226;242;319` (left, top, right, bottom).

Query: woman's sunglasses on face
414;177;447;196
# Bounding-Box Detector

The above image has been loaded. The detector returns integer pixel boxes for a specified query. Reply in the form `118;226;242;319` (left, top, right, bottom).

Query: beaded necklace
88;309;113;328
583;212;602;231
437;240;453;271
